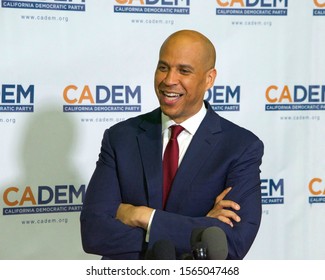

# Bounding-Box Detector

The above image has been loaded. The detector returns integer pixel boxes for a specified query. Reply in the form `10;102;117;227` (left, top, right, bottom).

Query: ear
205;68;217;90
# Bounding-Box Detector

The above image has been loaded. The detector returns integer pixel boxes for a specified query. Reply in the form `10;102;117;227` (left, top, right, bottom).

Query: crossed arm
116;187;241;231
81;127;264;259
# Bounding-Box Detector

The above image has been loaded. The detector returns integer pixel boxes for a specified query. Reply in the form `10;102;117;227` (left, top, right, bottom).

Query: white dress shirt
146;103;207;242
161;103;207;163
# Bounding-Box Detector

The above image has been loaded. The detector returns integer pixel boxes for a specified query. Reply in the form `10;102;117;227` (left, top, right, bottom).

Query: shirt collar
161;103;207;135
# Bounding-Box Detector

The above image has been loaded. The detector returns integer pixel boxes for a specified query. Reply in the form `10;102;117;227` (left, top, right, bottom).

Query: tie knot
170;125;184;139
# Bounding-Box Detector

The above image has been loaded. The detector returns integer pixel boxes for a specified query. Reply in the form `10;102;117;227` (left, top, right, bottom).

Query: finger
207;209;241;223
215;187;232;204
207;213;234;227
216;199;240;211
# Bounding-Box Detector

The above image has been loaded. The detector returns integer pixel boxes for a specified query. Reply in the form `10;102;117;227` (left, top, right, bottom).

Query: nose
163;69;178;86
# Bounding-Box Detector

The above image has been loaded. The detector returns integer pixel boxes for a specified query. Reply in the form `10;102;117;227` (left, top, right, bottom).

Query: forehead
159;38;205;67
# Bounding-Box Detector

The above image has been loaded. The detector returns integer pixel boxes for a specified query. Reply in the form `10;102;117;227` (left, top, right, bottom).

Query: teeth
164;92;180;97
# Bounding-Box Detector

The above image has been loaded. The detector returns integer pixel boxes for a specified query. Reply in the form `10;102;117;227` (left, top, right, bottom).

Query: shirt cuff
145;209;156;243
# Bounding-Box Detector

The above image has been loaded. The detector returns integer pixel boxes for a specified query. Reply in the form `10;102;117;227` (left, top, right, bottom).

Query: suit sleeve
148;138;264;260
80;129;146;259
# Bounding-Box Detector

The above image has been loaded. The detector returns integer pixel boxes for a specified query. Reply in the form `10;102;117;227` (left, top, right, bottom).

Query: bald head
155;30;217;123
160;30;216;71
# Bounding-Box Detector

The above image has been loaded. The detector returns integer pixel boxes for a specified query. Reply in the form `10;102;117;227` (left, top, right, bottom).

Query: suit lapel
165;106;222;210
137;109;164;209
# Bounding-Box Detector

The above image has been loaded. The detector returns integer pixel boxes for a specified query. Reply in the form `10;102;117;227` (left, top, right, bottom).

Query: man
80;30;264;260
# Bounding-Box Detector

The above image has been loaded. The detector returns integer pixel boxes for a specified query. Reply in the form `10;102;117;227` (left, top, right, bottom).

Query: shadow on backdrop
21;107;78;185
1;107;92;259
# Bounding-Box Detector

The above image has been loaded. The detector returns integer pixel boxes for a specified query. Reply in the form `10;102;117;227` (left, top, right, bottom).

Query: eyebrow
157;60;194;71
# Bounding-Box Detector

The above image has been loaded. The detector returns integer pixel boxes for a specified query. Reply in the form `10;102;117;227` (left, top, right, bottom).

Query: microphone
146;239;176;260
201;226;228;260
190;227;205;247
191;241;208;260
189;228;207;259
186;226;228;260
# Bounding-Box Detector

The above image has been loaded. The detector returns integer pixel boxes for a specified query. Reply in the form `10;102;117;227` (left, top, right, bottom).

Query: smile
161;91;184;99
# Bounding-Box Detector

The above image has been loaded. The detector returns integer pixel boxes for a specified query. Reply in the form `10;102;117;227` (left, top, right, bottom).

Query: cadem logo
308;178;325;204
261;178;284;204
205;85;240;111
265;84;325;111
0;84;34;112
313;0;325;16
2;184;85;215
1;0;86;12
215;0;288;16
63;84;142;112
114;0;190;15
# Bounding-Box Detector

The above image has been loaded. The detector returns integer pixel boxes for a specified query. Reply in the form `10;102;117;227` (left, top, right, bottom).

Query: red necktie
163;125;184;208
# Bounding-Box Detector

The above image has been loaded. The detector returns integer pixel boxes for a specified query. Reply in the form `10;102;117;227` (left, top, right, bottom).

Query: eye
157;64;168;72
179;68;191;75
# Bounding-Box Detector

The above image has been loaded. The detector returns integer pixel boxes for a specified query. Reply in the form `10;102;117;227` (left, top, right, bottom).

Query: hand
116;203;153;230
206;187;241;227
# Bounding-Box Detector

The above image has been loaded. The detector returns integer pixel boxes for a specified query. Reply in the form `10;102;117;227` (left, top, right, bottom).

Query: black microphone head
152;239;176;260
190;227;205;247
201;226;228;260
191;241;208;260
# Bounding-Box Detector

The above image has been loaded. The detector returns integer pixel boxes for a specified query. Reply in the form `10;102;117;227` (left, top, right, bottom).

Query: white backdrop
1;0;324;260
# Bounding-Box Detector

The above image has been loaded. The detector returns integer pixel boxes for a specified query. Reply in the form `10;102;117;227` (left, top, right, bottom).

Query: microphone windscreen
201;226;228;260
152;239;176;260
190;227;205;247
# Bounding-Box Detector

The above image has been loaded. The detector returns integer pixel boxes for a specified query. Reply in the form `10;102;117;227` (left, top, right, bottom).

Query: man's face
154;36;216;123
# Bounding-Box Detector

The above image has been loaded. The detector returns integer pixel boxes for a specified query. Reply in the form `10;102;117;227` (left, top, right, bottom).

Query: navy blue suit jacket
80;102;264;259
